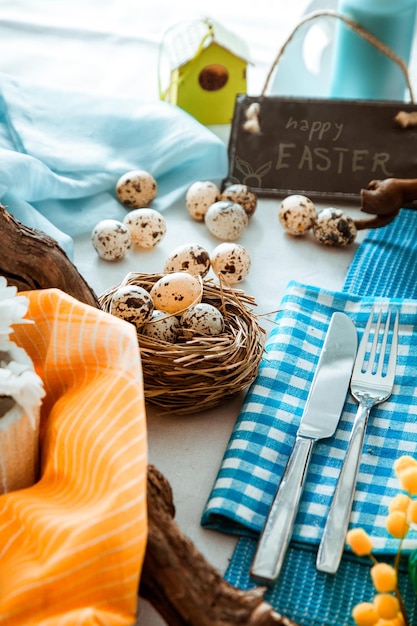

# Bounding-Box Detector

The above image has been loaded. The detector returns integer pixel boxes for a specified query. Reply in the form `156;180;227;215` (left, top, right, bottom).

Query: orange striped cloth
0;288;148;625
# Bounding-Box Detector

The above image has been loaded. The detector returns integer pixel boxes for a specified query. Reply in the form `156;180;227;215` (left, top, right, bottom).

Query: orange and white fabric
0;288;148;625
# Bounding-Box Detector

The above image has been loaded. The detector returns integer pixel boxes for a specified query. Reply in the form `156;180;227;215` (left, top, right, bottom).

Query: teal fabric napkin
202;209;417;625
0;72;228;256
202;280;417;553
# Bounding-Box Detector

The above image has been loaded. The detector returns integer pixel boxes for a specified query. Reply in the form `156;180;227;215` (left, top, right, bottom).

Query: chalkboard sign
224;95;417;201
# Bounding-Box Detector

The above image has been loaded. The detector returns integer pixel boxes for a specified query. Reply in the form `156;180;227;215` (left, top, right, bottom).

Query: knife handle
250;435;314;584
316;402;369;573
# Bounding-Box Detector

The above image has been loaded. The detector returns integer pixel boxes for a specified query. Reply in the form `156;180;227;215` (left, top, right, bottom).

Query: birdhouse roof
162;17;252;71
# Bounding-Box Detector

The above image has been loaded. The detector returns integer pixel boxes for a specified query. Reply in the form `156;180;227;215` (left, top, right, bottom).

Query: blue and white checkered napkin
202;280;417;553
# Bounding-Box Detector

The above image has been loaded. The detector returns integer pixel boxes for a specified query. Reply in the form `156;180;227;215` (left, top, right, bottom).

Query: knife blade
250;312;357;584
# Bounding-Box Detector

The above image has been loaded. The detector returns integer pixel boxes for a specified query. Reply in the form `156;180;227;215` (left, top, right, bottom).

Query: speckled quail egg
164;243;211;278
205;201;249;241
123;208;166;248
116;169;158;208
186;180;220;221
278;194;317;236
210;242;251;285
140;309;181;343
150;272;202;315
110;285;154;328
220;184;257;218
313;208;357;247
91;219;132;261
181;303;224;337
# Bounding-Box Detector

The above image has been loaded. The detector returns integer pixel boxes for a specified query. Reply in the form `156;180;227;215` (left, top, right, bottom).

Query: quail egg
110;285;154;328
91;219;132;261
186;181;220;221
150;272;202;315
313;208;357;247
220;184;257;218
164;243;211;278
210;242;251;285
116;169;158;208
140;309;181;343
181;303;224;337
205;201;248;241
123;208;166;248
278;194;317;236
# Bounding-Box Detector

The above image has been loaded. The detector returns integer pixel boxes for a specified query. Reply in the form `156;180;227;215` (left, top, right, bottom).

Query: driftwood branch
0;205;100;308
141;465;298;626
355;177;417;230
0;204;299;626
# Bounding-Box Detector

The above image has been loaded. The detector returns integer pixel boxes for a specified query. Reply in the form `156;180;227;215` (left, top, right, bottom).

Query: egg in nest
140;310;182;343
181;303;224;337
110;285;154;328
150;272;202;315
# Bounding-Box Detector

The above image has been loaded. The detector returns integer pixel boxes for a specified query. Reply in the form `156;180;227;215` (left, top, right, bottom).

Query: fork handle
316;402;370;574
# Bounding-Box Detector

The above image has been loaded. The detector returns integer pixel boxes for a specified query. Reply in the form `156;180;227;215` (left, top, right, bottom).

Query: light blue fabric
202;280;417;553
0;72;228;256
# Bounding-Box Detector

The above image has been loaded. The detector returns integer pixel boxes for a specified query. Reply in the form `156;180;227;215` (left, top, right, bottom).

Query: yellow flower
398;465;417;495
352;602;379;625
385;511;409;539
408;499;417;525
371;563;397;593
347;528;374;556
373;593;400;620
393;455;417;478
388;493;411;514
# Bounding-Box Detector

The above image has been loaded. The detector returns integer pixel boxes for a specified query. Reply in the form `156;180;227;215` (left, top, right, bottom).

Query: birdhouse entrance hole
198;64;229;91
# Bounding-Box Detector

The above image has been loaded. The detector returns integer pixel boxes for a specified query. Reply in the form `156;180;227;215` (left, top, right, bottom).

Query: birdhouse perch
160;17;251;125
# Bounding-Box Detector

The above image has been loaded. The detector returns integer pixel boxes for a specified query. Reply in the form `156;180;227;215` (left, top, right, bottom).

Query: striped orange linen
0;288;148;625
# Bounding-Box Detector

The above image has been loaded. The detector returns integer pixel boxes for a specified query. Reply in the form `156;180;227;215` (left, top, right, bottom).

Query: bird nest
99;272;266;415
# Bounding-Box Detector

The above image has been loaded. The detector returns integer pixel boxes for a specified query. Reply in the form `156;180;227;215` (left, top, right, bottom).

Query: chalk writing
275;144;393;176
285;117;344;142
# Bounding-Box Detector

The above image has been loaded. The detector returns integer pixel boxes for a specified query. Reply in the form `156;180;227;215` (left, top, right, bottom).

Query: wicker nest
99;272;266;415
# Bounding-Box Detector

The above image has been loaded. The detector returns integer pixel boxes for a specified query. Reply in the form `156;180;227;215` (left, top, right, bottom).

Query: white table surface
1;1;414;624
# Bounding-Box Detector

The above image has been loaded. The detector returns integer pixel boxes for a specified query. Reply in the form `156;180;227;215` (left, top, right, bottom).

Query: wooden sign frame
224;95;417;202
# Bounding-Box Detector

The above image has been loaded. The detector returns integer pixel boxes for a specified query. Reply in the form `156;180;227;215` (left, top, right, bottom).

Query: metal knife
250;312;357;584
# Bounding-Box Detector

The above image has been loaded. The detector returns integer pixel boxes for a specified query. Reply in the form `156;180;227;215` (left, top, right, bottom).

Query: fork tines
356;308;399;378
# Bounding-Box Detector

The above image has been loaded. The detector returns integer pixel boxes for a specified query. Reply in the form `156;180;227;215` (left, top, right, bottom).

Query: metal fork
316;308;399;574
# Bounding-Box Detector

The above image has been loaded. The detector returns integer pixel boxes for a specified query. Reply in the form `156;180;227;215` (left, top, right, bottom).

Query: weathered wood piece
141;465;299;626
0;205;100;308
361;177;417;216
355;177;417;230
0;204;300;626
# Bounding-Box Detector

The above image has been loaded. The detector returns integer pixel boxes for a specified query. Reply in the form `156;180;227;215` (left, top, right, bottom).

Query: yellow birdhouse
160;18;251;125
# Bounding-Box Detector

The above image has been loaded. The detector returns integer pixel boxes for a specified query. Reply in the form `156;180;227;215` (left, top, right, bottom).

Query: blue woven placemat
227;539;416;626
206;209;417;625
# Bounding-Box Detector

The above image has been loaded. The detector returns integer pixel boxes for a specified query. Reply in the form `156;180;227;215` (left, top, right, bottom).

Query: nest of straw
99;272;266;415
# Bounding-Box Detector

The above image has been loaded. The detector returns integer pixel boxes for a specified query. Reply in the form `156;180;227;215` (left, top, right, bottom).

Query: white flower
0;362;45;428
0;276;30;348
